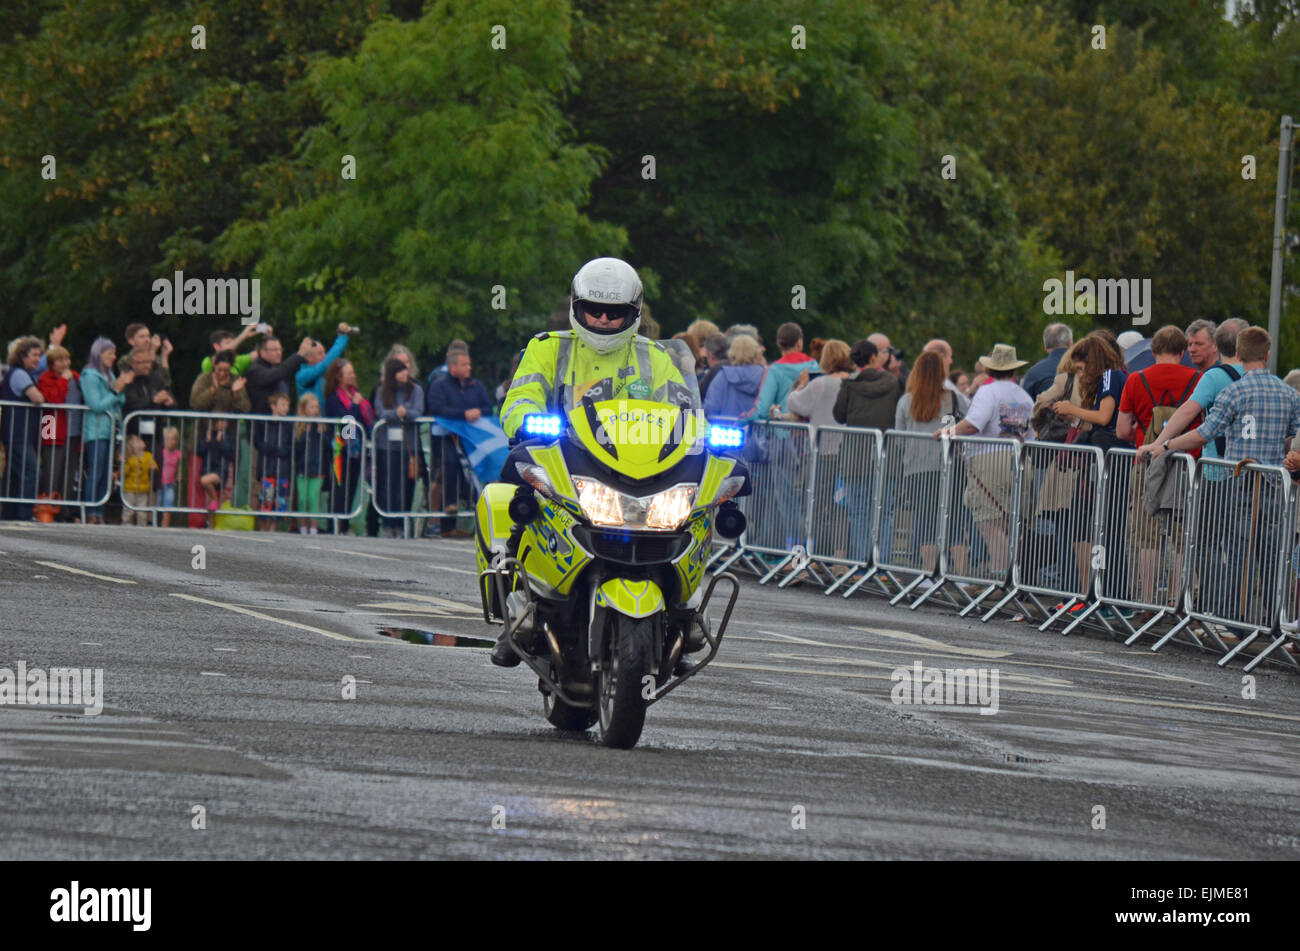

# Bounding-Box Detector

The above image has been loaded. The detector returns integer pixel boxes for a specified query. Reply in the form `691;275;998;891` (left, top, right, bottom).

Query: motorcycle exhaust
544;625;564;668
666;633;684;674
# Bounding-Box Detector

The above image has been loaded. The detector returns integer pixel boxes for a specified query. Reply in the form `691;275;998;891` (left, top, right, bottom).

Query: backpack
1034;375;1074;443
1137;370;1198;446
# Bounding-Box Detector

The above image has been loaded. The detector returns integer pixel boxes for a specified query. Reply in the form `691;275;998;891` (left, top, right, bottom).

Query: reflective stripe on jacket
501;331;693;438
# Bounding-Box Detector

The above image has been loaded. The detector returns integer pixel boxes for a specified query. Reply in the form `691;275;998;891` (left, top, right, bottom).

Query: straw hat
980;343;1028;371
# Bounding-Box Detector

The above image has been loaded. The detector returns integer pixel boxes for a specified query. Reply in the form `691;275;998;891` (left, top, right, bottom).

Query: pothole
378;626;494;648
1003;753;1049;764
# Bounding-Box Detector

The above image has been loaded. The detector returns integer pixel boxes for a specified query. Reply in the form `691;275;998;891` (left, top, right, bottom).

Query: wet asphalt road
1;520;1299;860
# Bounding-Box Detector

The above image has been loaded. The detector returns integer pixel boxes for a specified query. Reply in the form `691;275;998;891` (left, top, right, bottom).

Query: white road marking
199;672;227;677
35;560;136;585
1071;651;1215;686
170;593;368;643
219;533;278;543
432;565;476;575
766;651;1074;688
356;605;464;615
714;661;1300;725
735;633;1209;686
349;654;372;659
378;591;479;612
79;642;103;647
853;626;1012;660
304;545;400;561
213;648;237;653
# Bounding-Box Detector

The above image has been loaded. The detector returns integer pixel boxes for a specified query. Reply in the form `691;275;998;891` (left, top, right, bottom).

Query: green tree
0;0;385;387
567;0;915;350
217;0;623;379
881;0;1275;360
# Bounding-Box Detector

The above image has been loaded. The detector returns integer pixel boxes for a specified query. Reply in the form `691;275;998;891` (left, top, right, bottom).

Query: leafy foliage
2;0;1298;389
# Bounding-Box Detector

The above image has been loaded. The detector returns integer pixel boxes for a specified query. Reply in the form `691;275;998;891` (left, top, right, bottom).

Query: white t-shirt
963;379;1032;453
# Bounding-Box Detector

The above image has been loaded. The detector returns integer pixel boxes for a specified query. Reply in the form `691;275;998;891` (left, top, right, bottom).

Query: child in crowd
120;434;156;526
255;392;294;531
293;393;330;534
199;417;235;524
158;426;182;528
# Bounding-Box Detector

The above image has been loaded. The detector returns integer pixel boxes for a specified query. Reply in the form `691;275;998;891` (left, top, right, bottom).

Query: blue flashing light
522;414;564;439
708;425;745;450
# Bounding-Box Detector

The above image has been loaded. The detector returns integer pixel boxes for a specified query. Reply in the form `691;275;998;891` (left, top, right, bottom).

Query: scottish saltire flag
434;415;511;486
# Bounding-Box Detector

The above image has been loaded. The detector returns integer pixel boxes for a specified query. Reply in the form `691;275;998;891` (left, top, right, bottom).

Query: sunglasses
581;302;637;324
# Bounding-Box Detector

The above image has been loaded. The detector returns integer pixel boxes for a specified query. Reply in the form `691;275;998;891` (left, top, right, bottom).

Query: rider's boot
490;632;521;667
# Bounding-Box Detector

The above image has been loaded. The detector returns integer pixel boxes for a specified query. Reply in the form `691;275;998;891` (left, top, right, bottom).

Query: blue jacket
1021;348;1068;401
80;368;125;442
427;374;493;421
704;364;765;420
295;334;348;404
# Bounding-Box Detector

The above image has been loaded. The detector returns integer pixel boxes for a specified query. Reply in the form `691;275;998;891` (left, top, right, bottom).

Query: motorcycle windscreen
567;396;703;480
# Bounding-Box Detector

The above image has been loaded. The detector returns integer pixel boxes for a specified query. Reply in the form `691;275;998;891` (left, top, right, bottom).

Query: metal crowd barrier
711;420;817;584
369;417;485;535
805;425;883;595
120;409;369;526
1184;458;1296;671
0;399;116;517
705;420;1298;669
1098;449;1198;647
1004;440;1106;633
936;435;1024;620
840;430;940;604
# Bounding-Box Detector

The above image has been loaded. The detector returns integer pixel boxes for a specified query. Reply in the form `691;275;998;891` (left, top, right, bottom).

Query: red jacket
37;370;78;445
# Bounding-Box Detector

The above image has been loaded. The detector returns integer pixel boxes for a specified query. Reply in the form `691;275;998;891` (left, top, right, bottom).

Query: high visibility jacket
501;330;695;438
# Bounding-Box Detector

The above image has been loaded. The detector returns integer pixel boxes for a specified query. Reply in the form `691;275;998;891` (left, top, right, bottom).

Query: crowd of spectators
4;313;1300;582
0;321;495;537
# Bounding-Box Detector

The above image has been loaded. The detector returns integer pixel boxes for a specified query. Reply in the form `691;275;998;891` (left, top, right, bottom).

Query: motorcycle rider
492;257;699;666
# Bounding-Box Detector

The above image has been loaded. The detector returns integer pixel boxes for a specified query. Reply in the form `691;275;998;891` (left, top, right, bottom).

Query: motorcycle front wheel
597;614;654;749
543;689;597;731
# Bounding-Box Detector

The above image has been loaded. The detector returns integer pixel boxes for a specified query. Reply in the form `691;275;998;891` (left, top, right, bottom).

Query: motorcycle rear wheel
597;615;654;749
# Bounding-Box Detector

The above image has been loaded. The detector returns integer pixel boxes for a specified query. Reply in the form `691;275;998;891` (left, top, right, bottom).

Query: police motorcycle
475;383;750;749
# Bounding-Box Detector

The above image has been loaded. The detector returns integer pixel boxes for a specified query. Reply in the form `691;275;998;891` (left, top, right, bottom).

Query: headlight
645;486;696;530
572;477;624;527
571;478;697;531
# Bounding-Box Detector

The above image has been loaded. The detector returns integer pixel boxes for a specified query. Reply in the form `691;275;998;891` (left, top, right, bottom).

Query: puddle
378;626;494;648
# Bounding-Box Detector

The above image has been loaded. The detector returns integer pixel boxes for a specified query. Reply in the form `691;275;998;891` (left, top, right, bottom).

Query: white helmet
569;257;643;354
